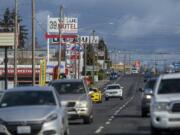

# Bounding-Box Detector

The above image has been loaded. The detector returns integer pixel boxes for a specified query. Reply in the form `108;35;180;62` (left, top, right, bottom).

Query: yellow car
89;87;102;103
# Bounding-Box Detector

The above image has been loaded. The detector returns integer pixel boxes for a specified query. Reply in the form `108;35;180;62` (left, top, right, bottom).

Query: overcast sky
1;0;180;52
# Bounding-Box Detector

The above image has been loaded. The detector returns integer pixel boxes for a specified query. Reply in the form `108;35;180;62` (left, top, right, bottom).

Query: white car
104;84;123;101
150;73;180;135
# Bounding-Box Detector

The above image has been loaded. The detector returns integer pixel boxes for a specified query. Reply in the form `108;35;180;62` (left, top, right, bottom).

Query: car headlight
77;101;88;108
154;102;170;111
145;95;152;99
45;113;58;122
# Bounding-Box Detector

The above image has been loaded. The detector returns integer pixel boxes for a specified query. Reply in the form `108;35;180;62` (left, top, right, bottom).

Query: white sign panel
48;17;78;34
80;36;99;44
0;33;14;47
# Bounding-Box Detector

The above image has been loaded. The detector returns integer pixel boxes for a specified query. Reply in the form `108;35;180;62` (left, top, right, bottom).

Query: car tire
150;125;162;135
83;114;93;124
105;97;109;101
64;128;69;135
120;96;123;100
141;109;148;117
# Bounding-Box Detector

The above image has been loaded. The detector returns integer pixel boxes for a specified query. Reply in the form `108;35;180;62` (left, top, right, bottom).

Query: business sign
0;68;40;75
98;51;105;57
80;36;99;44
48;17;78;34
0;33;14;47
135;60;141;69
39;59;46;86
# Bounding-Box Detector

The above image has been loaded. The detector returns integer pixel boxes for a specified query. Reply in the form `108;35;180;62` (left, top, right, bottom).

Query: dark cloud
1;0;180;52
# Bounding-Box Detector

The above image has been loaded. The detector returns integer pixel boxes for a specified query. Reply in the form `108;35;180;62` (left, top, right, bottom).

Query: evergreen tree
0;8;28;48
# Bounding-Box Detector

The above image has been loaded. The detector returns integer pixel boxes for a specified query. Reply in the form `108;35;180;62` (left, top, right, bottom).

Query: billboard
48;17;78;34
0;33;14;47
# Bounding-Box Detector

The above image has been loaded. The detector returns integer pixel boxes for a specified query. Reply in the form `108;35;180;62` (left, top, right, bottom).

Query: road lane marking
94;76;140;134
108;118;112;121
106;121;110;125
95;126;104;134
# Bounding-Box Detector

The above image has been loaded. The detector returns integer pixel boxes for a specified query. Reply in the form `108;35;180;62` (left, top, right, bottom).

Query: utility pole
92;30;95;84
123;53;126;75
84;42;87;76
14;0;18;87
32;0;36;85
103;45;106;69
58;5;64;79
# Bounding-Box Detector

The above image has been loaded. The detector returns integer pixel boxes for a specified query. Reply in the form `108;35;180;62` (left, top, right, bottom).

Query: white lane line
94;78;138;134
94;126;104;134
105;121;110;125
108;118;112;121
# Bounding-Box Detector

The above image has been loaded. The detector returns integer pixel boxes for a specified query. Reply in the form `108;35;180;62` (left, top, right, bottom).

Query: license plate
17;126;31;134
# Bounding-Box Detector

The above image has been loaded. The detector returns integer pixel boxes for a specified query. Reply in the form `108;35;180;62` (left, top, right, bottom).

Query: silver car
0;86;69;135
49;79;93;124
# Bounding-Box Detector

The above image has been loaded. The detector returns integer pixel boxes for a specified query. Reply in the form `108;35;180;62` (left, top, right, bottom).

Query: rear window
50;82;85;94
107;85;120;89
158;79;180;94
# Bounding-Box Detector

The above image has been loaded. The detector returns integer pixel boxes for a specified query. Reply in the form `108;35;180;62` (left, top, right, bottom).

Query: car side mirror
121;86;124;89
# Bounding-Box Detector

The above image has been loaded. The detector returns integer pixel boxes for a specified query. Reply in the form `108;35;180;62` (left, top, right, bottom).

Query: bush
98;70;107;80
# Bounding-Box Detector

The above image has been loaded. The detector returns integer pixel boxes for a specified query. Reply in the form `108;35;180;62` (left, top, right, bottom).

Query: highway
69;75;150;135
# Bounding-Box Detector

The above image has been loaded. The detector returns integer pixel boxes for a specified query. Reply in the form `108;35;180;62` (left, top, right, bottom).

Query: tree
0;8;28;48
86;44;94;65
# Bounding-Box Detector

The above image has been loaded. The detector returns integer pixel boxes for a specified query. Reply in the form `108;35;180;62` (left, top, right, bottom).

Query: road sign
48;17;78;34
0;33;14;47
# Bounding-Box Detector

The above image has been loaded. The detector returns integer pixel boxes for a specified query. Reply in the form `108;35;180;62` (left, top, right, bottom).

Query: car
109;72;118;80
104;84;123;101
0;90;4;99
150;73;180;135
131;67;139;74
89;87;102;103
49;79;93;124
0;86;69;135
140;78;157;117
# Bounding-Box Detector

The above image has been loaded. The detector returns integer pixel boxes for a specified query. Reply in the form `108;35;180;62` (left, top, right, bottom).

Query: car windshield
158;79;180;94
145;80;156;90
51;82;85;94
0;91;56;108
107;85;120;89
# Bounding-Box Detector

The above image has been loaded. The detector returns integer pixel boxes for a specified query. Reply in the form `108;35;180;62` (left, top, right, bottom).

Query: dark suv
140;78;156;117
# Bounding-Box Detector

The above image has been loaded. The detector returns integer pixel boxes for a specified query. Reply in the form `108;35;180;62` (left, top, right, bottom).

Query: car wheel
141;109;148;117
105;97;109;101
120;96;123;100
64;128;69;135
83;114;93;124
151;125;162;135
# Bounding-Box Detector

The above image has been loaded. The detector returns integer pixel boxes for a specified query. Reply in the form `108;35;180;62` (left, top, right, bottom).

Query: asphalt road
69;75;149;135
